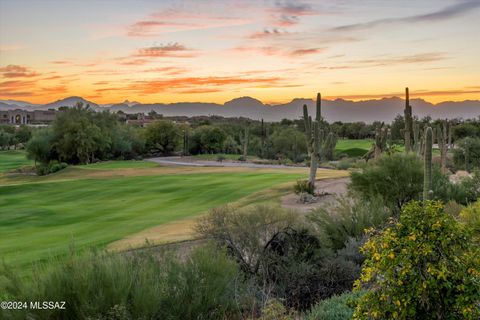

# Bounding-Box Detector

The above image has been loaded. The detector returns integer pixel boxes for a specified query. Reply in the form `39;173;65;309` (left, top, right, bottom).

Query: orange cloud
118;59;150;66
95;76;286;95
145;67;189;75
40;85;68;94
176;88;222;94
42;75;62;80
0;65;39;78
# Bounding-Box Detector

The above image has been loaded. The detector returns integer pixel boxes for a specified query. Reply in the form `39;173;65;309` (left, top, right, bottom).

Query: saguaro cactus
423;127;433;201
242;123;249;160
413;122;421;155
374;124;388;160
465;138;471;172
404;87;414;152
436;120;449;173
323;131;337;161
303;92;323;188
260;118;266;158
183;128;189;156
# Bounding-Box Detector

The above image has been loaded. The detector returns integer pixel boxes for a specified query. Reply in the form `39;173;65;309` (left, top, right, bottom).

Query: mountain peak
44;96;98;109
224;96;264;107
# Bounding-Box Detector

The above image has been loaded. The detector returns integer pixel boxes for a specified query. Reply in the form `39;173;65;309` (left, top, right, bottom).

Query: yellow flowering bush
353;201;480;320
459;199;480;243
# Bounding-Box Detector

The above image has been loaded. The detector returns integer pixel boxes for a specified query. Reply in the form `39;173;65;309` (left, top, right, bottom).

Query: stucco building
0;109;56;125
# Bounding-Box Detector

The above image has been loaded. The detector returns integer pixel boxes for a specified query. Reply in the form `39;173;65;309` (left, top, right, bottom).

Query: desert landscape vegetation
1;0;480;319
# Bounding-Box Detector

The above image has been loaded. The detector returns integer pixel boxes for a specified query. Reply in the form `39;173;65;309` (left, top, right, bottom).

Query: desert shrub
353;201;480;320
350;153;423;211
453;137;480;171
35;161;68;175
196;205;297;275
432;167;480;205
459;169;480;202
263;228;361;310
309;196;391;251
459;199;480;242
293;179;315;195
259;299;294;320
334;158;354;170
197;205;360;311
306;291;365;320
443;200;464;217
1;245;246;320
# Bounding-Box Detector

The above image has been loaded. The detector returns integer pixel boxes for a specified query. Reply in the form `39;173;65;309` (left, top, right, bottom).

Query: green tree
353;201;480;320
144;120;180;155
270;127;307;162
26;129;56;165
189;126;227;154
452;123;479;140
15;125;32;145
390;114;405;141
0;130;13;150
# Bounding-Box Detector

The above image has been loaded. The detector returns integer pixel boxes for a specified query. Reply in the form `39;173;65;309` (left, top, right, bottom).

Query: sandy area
281;177;350;213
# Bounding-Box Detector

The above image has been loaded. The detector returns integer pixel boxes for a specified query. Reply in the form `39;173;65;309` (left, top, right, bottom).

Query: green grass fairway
0;171;304;268
78;160;159;170
335;139;373;157
0;150;32;173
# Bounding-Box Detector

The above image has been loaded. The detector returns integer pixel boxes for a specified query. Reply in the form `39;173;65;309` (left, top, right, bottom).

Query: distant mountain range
1;96;479;123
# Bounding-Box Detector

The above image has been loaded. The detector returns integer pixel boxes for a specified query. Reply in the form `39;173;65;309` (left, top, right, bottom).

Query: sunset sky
1;0;479;104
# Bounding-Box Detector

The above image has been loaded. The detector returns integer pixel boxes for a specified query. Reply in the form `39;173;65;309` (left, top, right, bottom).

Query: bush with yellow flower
353;201;479;320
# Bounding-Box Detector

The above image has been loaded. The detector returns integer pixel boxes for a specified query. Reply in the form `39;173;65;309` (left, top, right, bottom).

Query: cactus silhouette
241;123;249;160
303;93;323;189
404;87;414;153
436;119;449;173
423;127;433;201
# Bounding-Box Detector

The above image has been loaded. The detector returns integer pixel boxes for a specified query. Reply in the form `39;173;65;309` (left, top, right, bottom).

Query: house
0;109;56;125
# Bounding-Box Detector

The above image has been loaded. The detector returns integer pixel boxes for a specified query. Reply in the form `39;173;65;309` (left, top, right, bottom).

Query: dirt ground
148;156;307;169
281;177;350;213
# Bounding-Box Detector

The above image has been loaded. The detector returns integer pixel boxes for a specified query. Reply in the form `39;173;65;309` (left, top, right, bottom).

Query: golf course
0;150;346;269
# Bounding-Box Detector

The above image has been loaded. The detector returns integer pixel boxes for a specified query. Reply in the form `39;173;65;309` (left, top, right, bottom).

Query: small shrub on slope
306;291;365;320
349;153;423;212
294;179;315;195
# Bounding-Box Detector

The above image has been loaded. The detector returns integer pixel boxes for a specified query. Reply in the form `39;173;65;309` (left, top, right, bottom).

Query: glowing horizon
1;0;479;105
